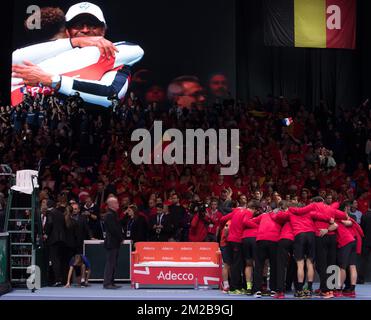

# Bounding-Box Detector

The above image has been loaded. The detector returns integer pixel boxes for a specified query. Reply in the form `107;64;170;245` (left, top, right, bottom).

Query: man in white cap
12;2;144;108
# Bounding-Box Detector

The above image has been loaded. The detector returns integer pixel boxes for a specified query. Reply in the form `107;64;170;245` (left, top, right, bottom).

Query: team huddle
219;196;364;299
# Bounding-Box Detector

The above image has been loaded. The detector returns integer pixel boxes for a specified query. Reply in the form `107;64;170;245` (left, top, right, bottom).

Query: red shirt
309;208;346;237
348;218;364;254
252;212;282;242
289;202;341;237
188;214;208;242
220;220;231;247
220;208;251;243
270;210;294;241
335;223;355;249
288;209;316;237
242;210;258;238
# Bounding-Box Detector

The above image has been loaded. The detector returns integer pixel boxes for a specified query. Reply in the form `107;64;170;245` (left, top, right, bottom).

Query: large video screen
11;0;236;108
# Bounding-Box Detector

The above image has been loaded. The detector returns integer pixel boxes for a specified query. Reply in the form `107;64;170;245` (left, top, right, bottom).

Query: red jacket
242;210;258;239
220;208;252;243
308;209;347;237
289;202;340;237
188;214;208;242
270;210;294;241
335;222;355;249
251;212;281;242
348;218;364;254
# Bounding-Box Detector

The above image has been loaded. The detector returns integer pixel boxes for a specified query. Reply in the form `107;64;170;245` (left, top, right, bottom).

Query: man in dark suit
359;202;371;283
45;200;66;286
103;196;123;289
71;203;92;254
149;203;175;242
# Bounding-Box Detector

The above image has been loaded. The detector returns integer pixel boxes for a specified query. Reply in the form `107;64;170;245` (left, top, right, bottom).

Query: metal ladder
4;182;41;286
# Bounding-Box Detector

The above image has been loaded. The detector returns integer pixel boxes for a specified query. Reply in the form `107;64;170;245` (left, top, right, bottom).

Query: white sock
223;281;229;287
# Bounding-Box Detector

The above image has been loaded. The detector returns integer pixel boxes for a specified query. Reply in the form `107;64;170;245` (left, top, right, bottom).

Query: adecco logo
157;271;194;281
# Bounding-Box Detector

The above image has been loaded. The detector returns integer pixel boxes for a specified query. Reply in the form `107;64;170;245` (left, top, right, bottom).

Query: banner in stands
264;0;356;49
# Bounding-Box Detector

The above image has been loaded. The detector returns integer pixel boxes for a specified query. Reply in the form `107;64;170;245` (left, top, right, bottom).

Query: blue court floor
1;283;371;300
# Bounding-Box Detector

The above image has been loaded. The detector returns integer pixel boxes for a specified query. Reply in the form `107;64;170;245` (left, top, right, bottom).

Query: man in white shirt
12;2;144;108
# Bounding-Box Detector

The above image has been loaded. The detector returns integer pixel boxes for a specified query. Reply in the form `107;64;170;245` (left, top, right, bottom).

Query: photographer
188;200;209;242
81;196;102;239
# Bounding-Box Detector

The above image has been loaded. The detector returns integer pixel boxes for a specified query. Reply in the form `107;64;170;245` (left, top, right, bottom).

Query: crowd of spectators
1;74;371;261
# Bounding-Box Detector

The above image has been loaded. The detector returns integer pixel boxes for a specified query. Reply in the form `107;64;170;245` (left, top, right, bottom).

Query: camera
189;201;209;216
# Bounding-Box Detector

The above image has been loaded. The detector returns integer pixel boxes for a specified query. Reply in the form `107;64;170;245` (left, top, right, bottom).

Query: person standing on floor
103;196;123;289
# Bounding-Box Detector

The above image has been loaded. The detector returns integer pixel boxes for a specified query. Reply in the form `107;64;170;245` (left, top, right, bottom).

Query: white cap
65;2;106;25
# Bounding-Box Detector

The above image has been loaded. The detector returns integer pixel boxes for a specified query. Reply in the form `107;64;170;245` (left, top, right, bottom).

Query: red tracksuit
288;202;339;237
348;218;364;254
335;223;355;249
242;210;258;238
220;208;252;243
271;211;294;241
252;212;282;242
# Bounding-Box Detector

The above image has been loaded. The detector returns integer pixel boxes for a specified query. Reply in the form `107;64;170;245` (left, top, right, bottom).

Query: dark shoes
104;285;117;289
103;284;122;289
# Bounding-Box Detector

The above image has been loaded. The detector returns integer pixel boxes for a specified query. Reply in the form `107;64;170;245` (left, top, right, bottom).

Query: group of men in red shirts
219;196;364;299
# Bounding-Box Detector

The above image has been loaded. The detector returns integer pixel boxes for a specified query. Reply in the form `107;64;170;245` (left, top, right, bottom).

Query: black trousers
359;245;371;282
228;241;243;291
103;248;119;287
49;242;66;283
315;235;337;292
253;240;277;292
276;239;298;292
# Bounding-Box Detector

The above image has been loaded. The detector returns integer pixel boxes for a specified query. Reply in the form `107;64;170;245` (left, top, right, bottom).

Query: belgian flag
264;0;356;49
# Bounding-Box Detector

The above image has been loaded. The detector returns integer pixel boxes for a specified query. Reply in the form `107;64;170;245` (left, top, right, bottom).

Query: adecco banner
131;242;222;288
132;266;221;287
134;242;220;264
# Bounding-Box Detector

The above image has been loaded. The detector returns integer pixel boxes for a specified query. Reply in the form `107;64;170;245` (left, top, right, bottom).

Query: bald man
103;196;123;289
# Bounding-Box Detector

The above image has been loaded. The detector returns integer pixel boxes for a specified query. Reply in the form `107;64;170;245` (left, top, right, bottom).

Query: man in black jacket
103;196;123;289
149;204;174;242
169;194;187;241
45;200;66;286
71;203;91;254
359;204;371;283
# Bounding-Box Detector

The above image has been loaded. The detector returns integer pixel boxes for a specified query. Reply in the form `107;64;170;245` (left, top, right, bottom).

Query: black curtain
236;0;371;111
0;1;13;106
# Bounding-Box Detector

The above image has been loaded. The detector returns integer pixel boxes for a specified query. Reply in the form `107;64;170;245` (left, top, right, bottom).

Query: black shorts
337;241;357;269
293;232;315;261
220;246;233;265
242;237;257;261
